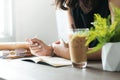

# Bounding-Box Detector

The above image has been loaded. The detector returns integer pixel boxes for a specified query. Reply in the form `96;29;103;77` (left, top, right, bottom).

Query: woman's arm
108;0;120;22
87;49;101;60
67;9;76;29
109;0;120;8
52;40;101;60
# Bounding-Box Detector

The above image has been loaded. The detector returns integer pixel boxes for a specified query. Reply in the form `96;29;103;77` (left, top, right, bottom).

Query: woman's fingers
54;40;60;44
26;38;53;56
26;38;33;44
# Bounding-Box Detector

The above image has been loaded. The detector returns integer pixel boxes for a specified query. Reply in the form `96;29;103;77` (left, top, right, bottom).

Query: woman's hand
26;38;52;56
52;39;70;60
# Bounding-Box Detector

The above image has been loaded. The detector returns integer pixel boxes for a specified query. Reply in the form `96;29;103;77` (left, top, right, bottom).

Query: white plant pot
102;42;120;71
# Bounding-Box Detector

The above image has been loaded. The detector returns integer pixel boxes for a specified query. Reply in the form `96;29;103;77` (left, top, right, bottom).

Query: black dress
71;0;110;47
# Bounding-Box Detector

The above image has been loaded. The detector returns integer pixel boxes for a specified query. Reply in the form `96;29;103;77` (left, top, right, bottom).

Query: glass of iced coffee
69;28;89;68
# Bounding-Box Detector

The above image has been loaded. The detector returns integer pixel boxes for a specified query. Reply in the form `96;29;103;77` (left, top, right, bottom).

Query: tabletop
0;59;120;80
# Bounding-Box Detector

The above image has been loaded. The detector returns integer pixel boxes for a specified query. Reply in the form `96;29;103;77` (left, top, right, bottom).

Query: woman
108;0;120;22
27;0;110;60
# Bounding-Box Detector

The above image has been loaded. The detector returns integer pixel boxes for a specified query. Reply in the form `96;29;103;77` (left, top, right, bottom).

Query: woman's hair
55;0;79;10
55;0;98;10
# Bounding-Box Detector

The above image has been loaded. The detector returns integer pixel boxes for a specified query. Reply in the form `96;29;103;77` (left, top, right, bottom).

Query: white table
0;59;120;80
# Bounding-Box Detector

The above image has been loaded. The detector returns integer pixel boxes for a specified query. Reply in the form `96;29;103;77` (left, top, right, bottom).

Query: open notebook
22;56;72;67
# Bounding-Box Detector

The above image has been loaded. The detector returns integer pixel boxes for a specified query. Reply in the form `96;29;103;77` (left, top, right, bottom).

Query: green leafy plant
86;5;120;54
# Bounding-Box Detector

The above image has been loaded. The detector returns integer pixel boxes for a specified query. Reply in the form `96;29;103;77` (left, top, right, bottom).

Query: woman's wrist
48;44;55;56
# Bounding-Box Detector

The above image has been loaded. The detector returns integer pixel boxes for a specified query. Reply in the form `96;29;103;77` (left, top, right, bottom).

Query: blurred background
0;0;68;44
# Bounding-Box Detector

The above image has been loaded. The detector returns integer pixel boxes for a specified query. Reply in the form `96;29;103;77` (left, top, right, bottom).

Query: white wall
56;10;69;42
13;0;58;44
